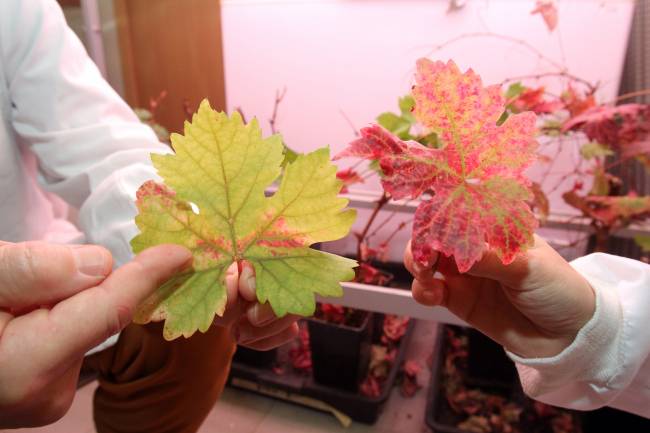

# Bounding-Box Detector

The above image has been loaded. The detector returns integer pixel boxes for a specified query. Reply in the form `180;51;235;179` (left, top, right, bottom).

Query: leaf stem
356;193;390;260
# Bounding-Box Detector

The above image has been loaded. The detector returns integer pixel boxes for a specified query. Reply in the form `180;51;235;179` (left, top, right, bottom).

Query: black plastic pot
466;328;516;388
232;345;277;368
427;326;513;433
427;325;585;433
307;312;373;392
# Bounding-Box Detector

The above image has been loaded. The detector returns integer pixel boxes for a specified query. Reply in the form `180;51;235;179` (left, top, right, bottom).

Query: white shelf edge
318;281;467;325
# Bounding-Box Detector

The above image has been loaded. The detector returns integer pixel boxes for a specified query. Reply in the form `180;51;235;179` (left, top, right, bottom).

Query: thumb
45;244;192;360
0;241;113;310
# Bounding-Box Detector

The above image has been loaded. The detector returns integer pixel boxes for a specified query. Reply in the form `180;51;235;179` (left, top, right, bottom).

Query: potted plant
307;304;373;392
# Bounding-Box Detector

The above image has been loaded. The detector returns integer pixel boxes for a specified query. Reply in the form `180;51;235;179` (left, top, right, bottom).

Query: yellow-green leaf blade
131;102;356;338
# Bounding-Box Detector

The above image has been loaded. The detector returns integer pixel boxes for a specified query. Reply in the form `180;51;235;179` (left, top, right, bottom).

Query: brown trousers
82;323;235;433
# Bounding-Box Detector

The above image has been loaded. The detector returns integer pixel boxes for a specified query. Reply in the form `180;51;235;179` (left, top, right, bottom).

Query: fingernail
240;265;256;292
73;246;111;277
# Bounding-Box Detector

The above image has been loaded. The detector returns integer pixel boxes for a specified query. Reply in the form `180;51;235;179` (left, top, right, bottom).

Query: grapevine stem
356;193;389;261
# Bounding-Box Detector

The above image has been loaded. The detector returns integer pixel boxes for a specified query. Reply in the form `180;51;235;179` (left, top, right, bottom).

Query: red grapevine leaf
561;86;596;117
510;87;564;115
336;59;538;272
563;104;650;155
531;0;558;32
336;168;364;193
563;191;650;227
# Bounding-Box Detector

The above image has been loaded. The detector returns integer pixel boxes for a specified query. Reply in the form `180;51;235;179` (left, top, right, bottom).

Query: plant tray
227;318;415;425
426;325;584;433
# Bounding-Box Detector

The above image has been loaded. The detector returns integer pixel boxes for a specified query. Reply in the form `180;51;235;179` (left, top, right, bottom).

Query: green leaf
505;82;526;100
131;100;357;340
281;143;299;167
496;110;509;126
399;94;415;115
399;94;416;123
417;132;440;148
376;112;412;139
367;159;384;177
580;142;613;160
634;235;650;252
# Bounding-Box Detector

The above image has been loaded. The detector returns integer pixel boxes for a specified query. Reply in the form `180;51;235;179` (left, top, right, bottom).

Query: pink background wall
221;0;635;261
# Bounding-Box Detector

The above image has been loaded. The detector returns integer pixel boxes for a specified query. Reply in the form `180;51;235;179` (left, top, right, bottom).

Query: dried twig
269;87;287;134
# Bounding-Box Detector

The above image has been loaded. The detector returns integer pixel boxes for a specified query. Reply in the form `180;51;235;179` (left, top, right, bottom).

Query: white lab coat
509;253;650;418
0;0;167;352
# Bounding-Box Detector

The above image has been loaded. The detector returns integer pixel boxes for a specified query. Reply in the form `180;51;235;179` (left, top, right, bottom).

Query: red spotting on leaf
136;181;229;263
531;0;558;32
336;168;364;193
338;60;538;272
257;238;305;249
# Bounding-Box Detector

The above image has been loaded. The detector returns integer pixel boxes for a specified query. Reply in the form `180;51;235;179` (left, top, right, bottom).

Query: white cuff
507;259;622;400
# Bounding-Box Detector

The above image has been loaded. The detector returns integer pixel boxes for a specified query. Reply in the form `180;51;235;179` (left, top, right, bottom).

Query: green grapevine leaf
131;100;357;340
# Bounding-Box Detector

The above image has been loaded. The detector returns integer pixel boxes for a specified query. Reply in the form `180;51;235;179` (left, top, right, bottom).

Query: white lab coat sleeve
0;0;170;266
507;253;650;418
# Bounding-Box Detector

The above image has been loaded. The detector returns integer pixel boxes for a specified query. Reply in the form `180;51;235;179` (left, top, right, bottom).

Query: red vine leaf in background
318;303;346;325
336;168;365;193
510;87;563;115
529;182;550;224
337;59;538;272
563;192;650;228
357;262;393;286
561;86;596;117
531;0;558;32
563;104;650;161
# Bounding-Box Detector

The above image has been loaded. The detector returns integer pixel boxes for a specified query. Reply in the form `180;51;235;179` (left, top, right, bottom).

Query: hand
0;241;192;428
217;261;300;351
403;235;596;359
